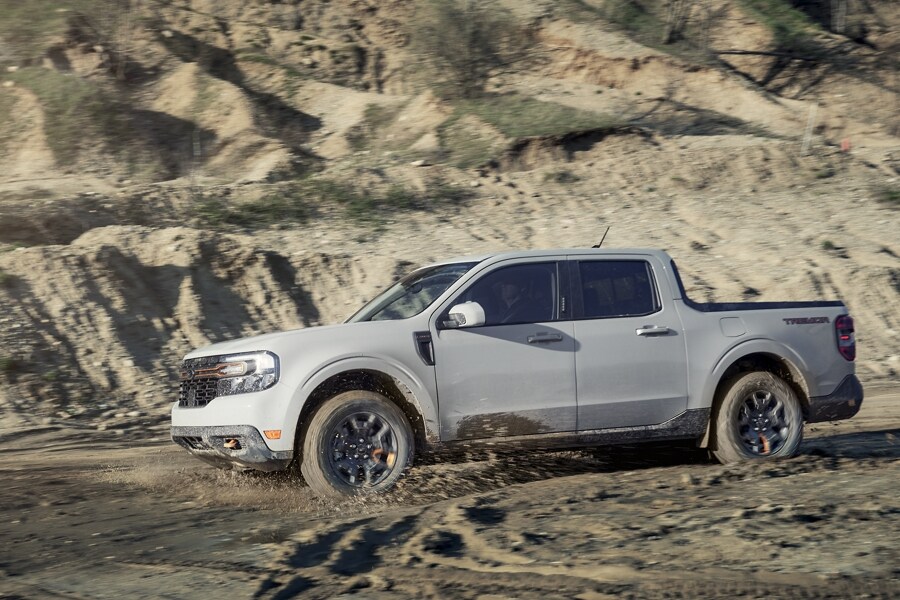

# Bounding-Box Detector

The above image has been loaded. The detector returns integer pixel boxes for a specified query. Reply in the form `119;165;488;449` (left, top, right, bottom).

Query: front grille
179;356;221;408
179;378;218;407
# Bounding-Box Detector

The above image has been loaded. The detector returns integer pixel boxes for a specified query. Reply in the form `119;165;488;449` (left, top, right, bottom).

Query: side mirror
443;301;486;329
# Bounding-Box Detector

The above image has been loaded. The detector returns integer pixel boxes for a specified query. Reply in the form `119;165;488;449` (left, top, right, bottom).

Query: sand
1;386;897;598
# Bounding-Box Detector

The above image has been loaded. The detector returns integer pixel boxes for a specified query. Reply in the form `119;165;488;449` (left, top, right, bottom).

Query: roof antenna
592;227;610;248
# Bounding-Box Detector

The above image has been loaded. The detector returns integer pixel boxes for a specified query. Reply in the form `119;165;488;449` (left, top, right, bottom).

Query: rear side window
578;261;659;319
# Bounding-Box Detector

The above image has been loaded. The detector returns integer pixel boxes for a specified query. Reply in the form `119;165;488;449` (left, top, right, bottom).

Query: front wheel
711;371;804;464
301;390;414;497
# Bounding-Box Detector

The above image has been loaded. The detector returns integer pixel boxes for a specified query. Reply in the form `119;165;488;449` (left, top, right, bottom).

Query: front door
571;258;689;430
431;261;577;441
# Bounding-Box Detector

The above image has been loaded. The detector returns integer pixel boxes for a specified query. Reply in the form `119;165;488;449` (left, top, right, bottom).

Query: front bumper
806;374;864;423
171;425;293;472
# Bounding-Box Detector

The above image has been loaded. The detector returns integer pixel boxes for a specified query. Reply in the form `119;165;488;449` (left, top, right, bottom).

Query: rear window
578;261;659;319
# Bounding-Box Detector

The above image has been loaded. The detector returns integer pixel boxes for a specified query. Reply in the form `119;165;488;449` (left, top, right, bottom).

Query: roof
430;248;673;267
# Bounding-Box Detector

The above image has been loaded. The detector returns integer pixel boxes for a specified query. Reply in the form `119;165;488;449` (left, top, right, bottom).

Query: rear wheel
301;390;414;497
711;371;803;464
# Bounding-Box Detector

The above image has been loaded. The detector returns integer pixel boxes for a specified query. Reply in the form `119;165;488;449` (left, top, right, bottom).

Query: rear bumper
806;374;864;423
171;425;293;472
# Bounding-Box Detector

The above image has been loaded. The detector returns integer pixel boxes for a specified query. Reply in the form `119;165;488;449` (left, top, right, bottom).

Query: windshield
348;262;478;322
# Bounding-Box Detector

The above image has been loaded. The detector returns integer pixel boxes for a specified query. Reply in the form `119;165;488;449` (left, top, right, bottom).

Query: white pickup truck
171;248;863;496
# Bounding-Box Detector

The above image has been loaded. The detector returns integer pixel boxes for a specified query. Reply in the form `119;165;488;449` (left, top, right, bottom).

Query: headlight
181;351;279;398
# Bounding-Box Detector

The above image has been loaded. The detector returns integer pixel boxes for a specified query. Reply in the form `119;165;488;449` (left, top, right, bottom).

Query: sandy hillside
0;0;897;425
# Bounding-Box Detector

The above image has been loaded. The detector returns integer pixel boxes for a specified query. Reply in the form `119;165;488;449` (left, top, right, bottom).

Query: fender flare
282;356;439;447
698;338;810;447
703;337;811;408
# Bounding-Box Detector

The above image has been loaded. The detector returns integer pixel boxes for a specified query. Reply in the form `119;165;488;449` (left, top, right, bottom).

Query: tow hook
223;438;242;451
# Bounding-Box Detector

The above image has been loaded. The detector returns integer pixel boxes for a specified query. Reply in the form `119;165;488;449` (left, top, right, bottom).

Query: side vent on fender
414;331;435;366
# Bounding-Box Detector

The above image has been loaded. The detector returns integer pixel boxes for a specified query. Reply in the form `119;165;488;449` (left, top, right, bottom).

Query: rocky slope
0;0;898;426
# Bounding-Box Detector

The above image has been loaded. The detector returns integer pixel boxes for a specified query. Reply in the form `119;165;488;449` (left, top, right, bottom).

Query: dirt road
1;385;898;599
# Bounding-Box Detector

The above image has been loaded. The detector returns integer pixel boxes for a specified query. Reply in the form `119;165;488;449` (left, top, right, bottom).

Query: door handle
636;325;670;336
527;333;564;344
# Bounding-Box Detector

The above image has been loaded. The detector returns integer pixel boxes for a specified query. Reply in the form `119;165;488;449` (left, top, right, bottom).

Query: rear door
570;256;688;430
431;260;577;441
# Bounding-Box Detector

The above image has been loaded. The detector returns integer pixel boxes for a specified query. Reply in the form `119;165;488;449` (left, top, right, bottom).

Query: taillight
835;315;855;361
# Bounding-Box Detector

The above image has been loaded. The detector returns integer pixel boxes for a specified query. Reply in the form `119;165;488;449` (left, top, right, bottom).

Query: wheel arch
698;343;811;448
289;359;437;467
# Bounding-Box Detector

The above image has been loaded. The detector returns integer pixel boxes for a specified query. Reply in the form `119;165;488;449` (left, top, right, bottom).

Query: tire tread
300;390;414;497
711;371;803;464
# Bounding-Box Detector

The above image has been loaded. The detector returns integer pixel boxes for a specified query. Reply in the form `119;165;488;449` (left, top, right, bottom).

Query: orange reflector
263;430;281;440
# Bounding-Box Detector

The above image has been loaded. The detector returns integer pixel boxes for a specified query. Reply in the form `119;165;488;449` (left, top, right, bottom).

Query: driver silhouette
493;273;545;324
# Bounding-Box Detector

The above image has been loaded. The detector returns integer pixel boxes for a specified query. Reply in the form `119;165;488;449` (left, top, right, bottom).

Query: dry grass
438;94;624;167
5;67;109;166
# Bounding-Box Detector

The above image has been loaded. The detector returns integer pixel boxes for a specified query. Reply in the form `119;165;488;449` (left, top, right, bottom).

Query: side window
578;261;659;319
455;263;557;326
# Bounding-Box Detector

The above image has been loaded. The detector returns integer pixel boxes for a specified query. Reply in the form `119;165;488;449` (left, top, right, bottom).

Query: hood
180;319;411;360
183;322;350;360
